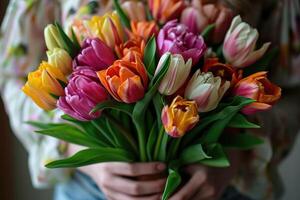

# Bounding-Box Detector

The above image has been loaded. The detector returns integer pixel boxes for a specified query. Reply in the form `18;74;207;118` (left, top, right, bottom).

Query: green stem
134;122;147;161
91;120;116;147
167;138;182;162
104;112;139;155
154;126;165;161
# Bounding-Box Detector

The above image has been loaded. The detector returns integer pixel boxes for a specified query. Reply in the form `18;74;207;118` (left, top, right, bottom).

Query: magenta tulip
74;38;116;71
157;20;207;65
57;68;109;121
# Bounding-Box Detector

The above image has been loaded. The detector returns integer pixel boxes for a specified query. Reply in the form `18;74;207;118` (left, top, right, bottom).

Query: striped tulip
233;72;281;115
47;48;72;76
162;96;199;137
185;70;230;112
223;16;271;68
121;1;146;22
148;0;185;24
155;53;192;95
88;13;124;48
22;62;67;111
97;53;148;103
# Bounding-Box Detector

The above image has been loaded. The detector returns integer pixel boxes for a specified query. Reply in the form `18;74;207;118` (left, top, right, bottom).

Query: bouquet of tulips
22;0;281;199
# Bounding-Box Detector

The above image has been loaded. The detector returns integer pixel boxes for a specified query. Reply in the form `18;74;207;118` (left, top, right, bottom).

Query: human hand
67;144;167;200
84;162;167;200
169;150;241;200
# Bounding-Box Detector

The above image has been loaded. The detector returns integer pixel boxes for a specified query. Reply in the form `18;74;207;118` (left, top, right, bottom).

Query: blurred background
1;1;300;200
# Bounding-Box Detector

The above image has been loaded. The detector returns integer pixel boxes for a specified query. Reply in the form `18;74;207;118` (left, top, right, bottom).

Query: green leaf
228;113;260;129
179;144;211;165
199;96;255;144
91;100;134;116
61;115;111;147
27;121;56;130
201;24;216;41
71;27;81;50
54;22;80;58
221;133;264;150
113;0;130;29
162;168;182;200
200;143;230;167
144;36;157;76
46;148;135;168
182;96;254;147
35;123;102;147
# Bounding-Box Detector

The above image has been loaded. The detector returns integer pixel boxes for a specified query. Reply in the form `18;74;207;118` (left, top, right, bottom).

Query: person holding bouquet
0;0;299;200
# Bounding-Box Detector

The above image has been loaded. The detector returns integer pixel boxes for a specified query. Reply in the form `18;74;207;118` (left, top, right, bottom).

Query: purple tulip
157;20;207;65
74;38;116;71
57;68;109;121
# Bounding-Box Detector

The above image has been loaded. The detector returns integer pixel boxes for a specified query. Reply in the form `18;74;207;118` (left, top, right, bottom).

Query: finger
169;170;206;200
191;184;216;200
103;175;166;196
103;162;166;177
104;187;161;200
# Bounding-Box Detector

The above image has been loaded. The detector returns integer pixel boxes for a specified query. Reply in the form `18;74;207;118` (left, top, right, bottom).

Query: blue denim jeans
54;171;253;200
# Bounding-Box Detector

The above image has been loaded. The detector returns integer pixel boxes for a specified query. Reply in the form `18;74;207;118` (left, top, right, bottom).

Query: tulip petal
118;76;144;103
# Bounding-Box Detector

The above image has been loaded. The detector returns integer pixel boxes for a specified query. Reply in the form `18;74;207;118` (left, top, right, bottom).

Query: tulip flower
97;53;148;103
57;68;109;121
148;0;185;24
22;62;68;111
130;21;159;41
44;24;65;51
155;53;192;95
88;13;124;48
203;58;242;86
223;16;271;68
69;19;93;45
180;0;233;43
157;20;207;65
121;1;146;22
47;48;72;76
185;70;230;112
161;96;199;137
233;72;281;115
115;37;145;59
74;38;116;71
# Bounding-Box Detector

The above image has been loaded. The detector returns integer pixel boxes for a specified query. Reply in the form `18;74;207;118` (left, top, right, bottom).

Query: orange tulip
97;53;148;103
115;37;145;59
161;96;199;137
130;21;159;41
148;0;185;24
233;72;281;115
203;58;242;86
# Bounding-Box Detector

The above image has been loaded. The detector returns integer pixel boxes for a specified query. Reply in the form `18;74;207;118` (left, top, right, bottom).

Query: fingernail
157;163;166;171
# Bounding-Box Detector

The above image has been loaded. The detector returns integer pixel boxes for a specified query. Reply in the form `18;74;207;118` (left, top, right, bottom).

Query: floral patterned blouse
0;0;299;199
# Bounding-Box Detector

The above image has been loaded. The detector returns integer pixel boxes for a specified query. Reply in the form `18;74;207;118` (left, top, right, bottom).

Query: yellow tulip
22;62;67;111
88;13;124;48
47;48;72;76
161;96;199;137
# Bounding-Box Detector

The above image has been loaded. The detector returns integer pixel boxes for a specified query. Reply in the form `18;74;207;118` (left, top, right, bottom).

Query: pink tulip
181;0;233;43
74;38;116;71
